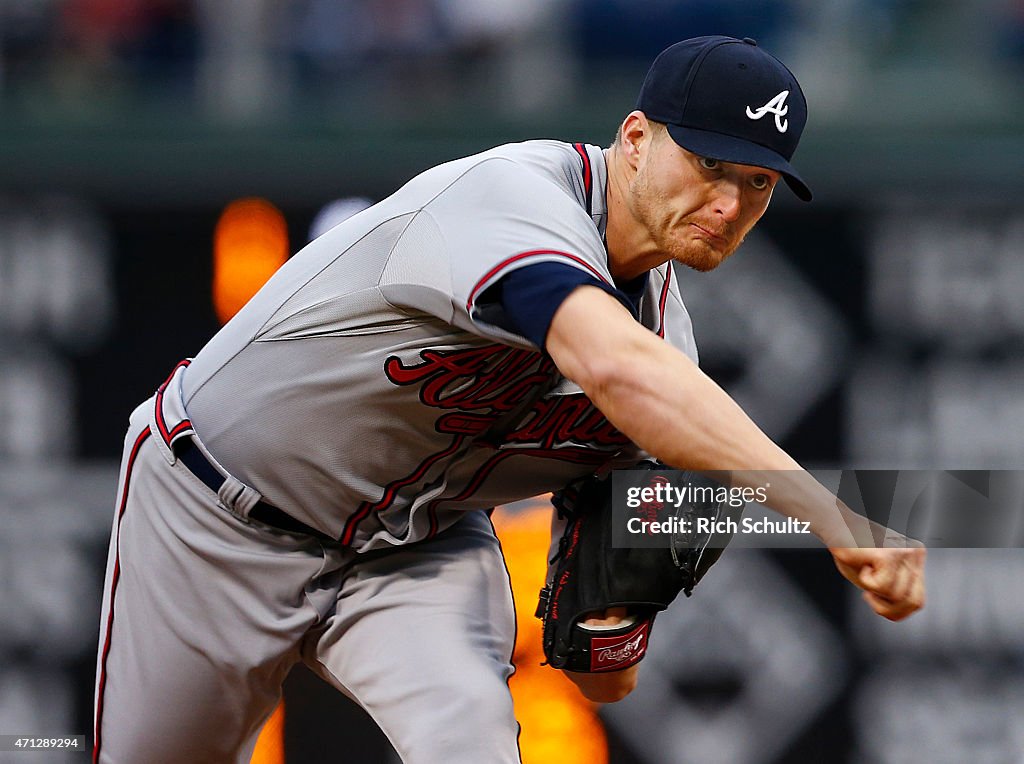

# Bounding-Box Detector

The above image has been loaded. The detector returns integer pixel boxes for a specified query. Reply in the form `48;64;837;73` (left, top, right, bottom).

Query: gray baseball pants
93;400;521;763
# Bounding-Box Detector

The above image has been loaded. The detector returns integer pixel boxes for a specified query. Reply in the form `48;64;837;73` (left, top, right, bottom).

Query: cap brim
666;124;813;202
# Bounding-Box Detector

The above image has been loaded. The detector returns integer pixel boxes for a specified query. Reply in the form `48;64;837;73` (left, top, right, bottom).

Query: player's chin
562;664;640;703
673;241;730;272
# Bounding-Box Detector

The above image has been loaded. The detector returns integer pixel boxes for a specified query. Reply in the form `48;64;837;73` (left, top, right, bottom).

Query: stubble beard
677;237;733;272
630;167;737;273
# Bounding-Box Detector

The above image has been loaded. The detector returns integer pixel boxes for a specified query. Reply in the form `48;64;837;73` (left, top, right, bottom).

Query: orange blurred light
213;198;289;325
250;701;285;764
493;501;609;764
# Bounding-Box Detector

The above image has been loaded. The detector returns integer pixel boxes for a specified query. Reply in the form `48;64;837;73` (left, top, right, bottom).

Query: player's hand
581;606;630;628
562;607;639;703
829;543;926;621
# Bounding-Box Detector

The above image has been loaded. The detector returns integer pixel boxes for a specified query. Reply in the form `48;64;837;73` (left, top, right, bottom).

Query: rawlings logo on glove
589;622;650;672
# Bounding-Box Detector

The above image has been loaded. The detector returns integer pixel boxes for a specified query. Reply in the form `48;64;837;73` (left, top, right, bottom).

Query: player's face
630;136;780;271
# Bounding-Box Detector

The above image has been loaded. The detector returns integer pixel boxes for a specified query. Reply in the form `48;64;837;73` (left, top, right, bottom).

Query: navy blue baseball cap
636;36;812;201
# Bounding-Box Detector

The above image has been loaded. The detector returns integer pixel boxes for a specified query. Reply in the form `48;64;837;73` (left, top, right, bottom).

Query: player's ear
619;111;650;171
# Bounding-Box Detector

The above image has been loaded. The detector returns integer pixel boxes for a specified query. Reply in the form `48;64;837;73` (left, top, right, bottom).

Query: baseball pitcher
94;36;924;763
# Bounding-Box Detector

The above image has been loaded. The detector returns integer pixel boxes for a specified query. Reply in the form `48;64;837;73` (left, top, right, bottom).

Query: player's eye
698;156;720;171
750;174;771;190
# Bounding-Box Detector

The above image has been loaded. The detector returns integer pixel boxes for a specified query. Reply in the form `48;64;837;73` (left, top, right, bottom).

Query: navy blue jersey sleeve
475;262;639;350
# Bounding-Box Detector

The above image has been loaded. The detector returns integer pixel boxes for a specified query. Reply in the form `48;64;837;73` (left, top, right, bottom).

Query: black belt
175;438;333;543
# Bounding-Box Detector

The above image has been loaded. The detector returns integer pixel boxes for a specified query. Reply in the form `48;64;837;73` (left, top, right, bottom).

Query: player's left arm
544;285;926;619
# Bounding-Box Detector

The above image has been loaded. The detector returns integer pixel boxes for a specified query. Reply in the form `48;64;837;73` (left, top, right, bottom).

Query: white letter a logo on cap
746;90;789;133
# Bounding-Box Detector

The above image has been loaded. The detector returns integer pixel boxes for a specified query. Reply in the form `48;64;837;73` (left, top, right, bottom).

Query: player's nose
711;180;743;222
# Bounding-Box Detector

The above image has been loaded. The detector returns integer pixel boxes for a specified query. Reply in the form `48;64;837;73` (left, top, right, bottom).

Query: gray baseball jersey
180;140;697;549
94;140;698;763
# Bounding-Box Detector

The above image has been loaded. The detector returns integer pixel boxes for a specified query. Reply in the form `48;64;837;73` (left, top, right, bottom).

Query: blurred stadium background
2;0;1024;761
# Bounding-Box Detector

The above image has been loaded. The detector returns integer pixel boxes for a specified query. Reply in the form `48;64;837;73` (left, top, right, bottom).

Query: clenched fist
830;544;926;621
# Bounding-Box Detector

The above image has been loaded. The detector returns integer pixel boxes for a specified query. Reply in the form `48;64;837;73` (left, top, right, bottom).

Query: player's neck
603;147;667;282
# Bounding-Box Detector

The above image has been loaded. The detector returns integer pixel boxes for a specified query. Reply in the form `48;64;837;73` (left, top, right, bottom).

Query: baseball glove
535;463;743;673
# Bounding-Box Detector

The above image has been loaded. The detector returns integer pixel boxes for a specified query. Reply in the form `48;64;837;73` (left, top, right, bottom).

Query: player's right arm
545;284;925;622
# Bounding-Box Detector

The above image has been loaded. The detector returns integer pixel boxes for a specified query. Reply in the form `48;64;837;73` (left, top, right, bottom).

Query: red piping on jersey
93;426;152;763
339;434;470;546
466;250;610;314
573;142;593;216
425;446;609;538
656;265;672;338
154;359;192;447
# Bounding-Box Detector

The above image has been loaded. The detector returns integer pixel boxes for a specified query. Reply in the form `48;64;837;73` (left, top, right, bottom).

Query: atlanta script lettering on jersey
385;346;630;449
